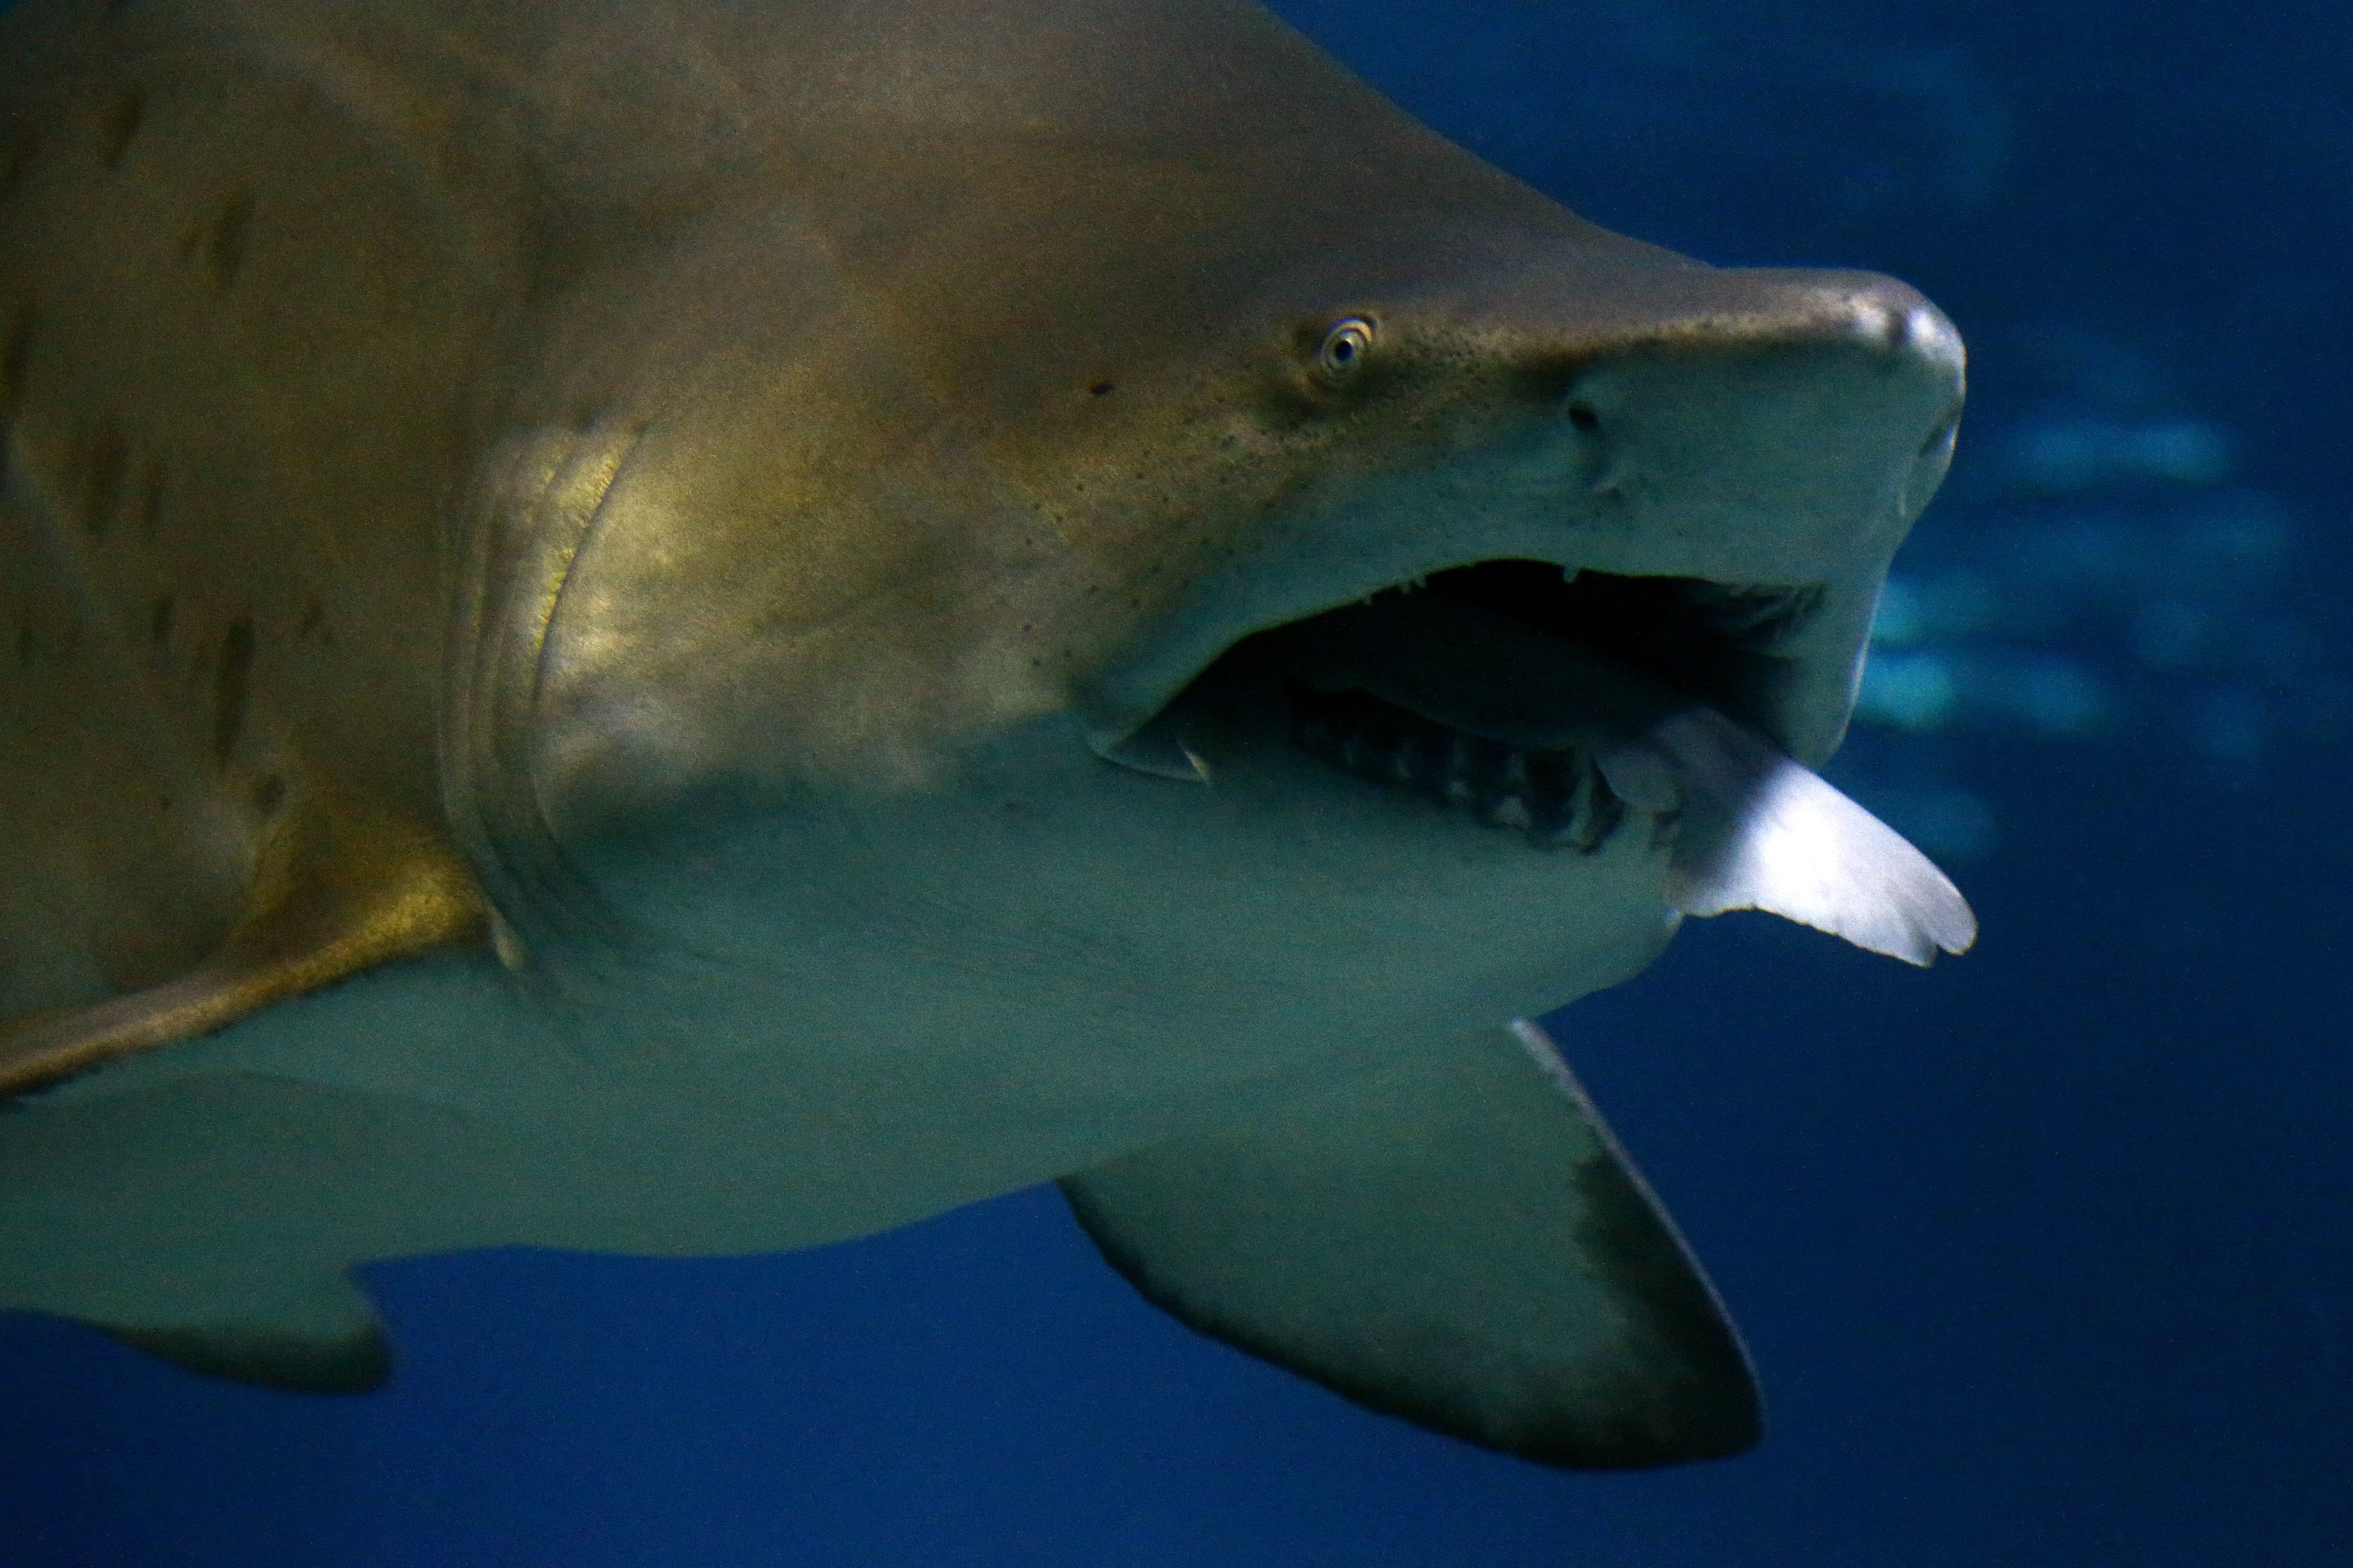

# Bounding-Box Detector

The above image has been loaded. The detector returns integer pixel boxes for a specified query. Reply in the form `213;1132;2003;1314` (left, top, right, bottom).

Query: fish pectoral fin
0;798;487;1098
1058;1019;1760;1470
87;1269;392;1394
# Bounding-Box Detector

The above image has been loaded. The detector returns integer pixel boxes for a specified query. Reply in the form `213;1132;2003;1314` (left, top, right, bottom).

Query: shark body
0;0;1968;1468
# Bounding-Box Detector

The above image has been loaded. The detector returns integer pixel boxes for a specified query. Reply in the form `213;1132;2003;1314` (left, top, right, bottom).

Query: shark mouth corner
1100;560;1976;965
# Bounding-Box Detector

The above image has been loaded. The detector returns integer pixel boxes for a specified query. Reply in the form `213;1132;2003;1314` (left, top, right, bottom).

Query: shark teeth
1289;684;1631;852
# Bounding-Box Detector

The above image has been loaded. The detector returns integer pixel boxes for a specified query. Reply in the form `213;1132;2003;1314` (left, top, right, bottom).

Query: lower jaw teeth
1290;685;1634;852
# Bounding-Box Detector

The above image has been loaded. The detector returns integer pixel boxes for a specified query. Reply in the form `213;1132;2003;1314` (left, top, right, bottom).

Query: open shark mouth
1109;560;1816;842
1100;558;1976;965
1271;562;1819;852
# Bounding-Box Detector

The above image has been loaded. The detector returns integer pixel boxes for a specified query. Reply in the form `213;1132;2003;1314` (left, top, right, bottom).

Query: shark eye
1317;317;1375;378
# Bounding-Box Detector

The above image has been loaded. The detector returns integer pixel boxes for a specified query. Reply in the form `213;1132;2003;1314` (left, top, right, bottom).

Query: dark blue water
5;2;2348;1562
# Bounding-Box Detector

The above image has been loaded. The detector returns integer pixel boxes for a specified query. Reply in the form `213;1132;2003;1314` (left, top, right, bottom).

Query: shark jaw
1095;554;1974;967
1098;560;1818;830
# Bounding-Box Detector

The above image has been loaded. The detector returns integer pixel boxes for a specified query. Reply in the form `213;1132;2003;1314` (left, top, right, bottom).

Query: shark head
457;6;1970;1100
1076;263;1963;772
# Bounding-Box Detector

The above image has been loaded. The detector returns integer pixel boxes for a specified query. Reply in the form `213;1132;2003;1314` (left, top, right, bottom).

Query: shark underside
0;0;1970;1469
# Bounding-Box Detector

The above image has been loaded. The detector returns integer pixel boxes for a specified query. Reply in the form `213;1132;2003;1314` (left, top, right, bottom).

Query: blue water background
4;1;2348;1561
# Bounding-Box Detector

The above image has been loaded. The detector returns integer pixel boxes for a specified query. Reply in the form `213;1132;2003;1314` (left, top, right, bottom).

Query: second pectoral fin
1058;1019;1759;1470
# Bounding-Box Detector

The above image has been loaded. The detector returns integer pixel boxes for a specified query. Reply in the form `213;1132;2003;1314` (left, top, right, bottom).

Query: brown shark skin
0;0;511;1078
0;0;1964;1467
0;0;1957;1081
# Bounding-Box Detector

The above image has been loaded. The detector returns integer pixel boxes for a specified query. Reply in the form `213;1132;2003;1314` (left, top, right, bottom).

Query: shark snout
1088;267;1965;781
1543;271;1965;583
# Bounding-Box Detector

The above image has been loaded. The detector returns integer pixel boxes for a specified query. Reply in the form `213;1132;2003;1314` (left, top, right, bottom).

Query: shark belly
3;698;1682;1334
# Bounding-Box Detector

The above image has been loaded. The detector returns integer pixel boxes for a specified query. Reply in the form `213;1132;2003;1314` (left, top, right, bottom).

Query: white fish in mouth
0;0;1971;1469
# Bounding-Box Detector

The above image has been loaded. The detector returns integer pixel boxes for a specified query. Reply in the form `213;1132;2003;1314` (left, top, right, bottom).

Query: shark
0;0;1972;1470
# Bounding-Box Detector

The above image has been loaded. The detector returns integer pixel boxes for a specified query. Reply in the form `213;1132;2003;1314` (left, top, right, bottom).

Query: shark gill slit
453;422;651;960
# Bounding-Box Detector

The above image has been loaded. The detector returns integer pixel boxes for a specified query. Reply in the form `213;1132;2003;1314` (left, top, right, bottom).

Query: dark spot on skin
211;615;254;766
138;455;166;535
297;598;324;637
1;305;33;416
1567;403;1601;433
95;89;143;170
0;127;38;204
250;772;287;816
148;594;173;645
81;422;127;536
1088;381;1116;397
201;190;254;290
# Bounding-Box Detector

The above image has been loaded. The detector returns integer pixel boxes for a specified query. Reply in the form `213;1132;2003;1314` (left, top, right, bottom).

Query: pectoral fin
0;798;486;1098
1058;1019;1759;1469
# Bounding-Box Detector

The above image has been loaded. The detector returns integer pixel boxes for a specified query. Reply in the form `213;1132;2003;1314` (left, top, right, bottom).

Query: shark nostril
1567;402;1600;433
1918;408;1961;457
